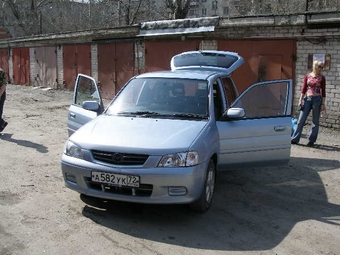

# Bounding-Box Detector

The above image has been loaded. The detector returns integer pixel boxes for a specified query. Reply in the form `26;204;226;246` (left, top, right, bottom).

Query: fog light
65;173;77;183
168;187;187;196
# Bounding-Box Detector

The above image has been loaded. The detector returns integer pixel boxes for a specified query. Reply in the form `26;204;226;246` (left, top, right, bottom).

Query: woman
291;60;326;147
0;68;8;132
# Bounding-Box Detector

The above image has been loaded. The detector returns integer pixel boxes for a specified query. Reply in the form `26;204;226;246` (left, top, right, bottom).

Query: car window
106;78;209;118
171;51;239;69
213;81;225;120
220;77;238;106
170;51;244;74
232;81;290;118
75;75;100;106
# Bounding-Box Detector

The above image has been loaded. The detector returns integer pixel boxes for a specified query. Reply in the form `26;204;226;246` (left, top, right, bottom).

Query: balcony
190;1;199;6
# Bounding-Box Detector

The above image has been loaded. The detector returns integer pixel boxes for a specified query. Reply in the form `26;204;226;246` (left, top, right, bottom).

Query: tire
190;159;216;213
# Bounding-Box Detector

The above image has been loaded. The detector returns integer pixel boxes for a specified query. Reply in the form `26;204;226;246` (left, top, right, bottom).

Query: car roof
135;69;221;80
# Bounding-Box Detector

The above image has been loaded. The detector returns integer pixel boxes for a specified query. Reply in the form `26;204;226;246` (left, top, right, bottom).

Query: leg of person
0;92;7;132
308;96;322;146
0;92;5;125
291;97;312;144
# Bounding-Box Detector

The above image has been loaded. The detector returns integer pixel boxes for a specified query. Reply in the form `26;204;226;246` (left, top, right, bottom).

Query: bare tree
231;0;339;16
165;0;191;19
1;0;339;38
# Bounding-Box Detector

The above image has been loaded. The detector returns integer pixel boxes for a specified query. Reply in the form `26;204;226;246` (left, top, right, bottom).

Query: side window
232;81;290;118
213;81;225;120
221;77;238;107
75;76;100;106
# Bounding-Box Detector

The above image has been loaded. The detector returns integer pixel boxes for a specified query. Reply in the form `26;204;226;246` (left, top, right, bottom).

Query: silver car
61;51;293;212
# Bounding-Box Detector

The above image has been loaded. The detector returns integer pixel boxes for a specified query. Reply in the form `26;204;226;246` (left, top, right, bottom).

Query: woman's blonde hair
312;60;324;73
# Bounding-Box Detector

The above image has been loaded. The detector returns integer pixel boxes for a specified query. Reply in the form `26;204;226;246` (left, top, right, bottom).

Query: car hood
70;115;208;153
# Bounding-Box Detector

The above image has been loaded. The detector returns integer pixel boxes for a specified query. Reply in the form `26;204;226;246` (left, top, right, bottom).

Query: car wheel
190;159;216;213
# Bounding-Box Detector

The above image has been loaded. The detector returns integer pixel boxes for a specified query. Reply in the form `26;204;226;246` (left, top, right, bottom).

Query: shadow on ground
0;133;48;153
80;156;340;251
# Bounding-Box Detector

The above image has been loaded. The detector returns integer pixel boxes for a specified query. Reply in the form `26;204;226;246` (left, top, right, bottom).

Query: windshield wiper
117;111;160;116
114;111;207;119
172;113;208;119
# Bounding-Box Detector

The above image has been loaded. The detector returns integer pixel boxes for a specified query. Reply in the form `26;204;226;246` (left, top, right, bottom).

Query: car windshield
106;78;209;119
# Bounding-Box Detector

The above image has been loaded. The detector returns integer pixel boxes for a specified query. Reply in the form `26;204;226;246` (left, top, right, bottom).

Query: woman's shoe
307;142;314;147
0;121;8;132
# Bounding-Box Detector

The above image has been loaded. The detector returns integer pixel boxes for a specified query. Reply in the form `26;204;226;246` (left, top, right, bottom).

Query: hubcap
205;168;215;203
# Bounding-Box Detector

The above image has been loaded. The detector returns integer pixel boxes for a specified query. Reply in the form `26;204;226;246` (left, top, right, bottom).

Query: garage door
145;40;200;72
98;43;135;99
219;40;295;93
63;44;91;90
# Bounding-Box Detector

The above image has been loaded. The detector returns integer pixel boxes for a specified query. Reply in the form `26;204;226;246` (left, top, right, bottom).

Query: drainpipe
39;11;42;34
305;0;309;26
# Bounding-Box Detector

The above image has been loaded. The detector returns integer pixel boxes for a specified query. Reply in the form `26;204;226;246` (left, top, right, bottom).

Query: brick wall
199;40;217;50
295;39;340;129
91;44;98;82
57;45;63;89
29;48;35;86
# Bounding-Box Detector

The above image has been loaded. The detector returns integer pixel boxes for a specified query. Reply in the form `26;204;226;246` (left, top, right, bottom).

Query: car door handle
69;112;76;119
274;126;286;132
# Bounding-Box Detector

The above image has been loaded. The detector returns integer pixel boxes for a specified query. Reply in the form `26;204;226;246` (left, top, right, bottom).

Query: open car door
217;79;293;170
67;74;104;136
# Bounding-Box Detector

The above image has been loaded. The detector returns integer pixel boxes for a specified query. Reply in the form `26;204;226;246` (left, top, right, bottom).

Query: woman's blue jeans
0;91;6;127
291;95;322;144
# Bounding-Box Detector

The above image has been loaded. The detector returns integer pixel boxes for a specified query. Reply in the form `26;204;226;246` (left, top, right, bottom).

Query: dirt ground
1;83;340;255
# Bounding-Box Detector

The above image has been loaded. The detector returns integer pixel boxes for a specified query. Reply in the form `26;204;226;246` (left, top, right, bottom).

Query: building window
223;7;229;15
212;1;217;10
202;8;207;15
189;9;196;16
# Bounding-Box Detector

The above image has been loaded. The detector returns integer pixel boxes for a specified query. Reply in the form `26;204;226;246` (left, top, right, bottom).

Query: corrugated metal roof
139;17;219;37
138;26;215;36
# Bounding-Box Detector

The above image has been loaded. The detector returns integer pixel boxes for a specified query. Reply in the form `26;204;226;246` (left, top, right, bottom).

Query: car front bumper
61;154;207;204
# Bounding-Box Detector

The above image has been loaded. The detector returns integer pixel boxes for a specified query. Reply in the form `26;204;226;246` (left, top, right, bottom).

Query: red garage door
34;46;57;88
0;49;9;81
145;40;200;72
12;48;30;85
98;43;135;99
63;44;91;90
219;39;296;93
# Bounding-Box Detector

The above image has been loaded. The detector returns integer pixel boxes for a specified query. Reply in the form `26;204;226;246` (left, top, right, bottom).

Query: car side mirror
220;107;245;121
82;101;100;112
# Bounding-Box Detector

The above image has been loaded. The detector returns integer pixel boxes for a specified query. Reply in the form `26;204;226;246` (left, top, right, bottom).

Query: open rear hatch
170;50;244;74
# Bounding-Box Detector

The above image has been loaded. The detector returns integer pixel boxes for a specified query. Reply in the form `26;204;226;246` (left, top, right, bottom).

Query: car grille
91;150;148;165
85;177;153;197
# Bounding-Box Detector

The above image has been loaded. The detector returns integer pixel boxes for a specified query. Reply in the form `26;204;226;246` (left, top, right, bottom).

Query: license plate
91;171;140;187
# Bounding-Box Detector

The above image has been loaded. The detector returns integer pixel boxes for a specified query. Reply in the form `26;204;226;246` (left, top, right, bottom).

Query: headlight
158;151;199;167
64;140;84;159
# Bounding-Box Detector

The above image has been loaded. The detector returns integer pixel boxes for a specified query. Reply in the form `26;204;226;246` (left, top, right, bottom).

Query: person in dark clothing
0;68;8;132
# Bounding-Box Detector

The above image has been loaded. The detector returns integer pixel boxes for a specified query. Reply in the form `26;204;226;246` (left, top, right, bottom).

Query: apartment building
186;0;333;18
